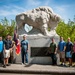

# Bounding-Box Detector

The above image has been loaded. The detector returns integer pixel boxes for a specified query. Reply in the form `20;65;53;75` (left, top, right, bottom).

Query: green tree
56;21;68;41
56;16;75;42
0;17;16;39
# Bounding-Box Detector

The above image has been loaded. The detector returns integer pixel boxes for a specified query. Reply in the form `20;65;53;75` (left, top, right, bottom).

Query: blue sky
0;0;75;23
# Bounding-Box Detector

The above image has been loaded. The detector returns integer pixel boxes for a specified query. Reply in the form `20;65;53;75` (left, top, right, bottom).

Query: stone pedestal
15;6;61;65
16;35;60;65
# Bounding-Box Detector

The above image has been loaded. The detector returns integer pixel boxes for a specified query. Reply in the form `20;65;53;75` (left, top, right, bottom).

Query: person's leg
3;50;7;67
50;53;55;65
69;58;72;66
4;59;5;65
3;58;7;68
0;53;1;63
72;53;75;62
61;58;63;64
60;52;63;65
4;58;9;65
68;51;72;66
62;52;66;65
1;52;4;64
5;57;10;66
56;53;60;65
6;58;9;65
10;50;13;63
63;58;66;65
53;54;57;65
25;53;28;63
3;50;11;67
21;51;24;64
74;53;75;62
6;50;10;65
60;52;64;64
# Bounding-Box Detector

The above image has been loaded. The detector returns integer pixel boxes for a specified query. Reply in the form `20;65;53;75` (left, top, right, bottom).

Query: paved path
0;64;75;75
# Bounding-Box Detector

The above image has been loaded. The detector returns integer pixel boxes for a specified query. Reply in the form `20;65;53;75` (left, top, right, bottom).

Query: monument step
0;64;75;75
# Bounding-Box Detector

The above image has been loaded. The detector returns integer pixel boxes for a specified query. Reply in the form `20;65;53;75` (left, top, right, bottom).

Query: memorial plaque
31;47;50;57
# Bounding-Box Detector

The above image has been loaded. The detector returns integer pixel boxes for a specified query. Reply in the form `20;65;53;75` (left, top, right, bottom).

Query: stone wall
15;6;61;65
15;35;60;65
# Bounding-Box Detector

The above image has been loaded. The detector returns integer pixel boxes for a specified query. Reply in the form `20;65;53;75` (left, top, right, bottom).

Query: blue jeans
21;50;28;63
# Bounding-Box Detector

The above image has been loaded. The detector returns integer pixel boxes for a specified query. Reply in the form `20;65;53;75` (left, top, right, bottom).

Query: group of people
0;35;29;68
0;34;75;68
49;37;75;67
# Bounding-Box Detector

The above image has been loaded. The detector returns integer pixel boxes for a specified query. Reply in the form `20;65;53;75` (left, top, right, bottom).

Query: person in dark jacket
3;35;12;68
66;38;73;67
49;38;57;65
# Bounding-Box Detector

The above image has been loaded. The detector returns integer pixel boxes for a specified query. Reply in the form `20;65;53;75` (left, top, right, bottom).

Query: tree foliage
0;17;16;39
0;16;75;42
56;16;75;42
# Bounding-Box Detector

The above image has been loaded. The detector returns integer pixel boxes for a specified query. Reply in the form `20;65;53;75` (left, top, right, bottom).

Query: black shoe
68;64;72;67
6;64;10;66
63;64;66;67
60;63;63;66
3;65;6;68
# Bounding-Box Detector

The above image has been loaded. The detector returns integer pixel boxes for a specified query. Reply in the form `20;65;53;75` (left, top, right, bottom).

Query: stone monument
16;6;61;65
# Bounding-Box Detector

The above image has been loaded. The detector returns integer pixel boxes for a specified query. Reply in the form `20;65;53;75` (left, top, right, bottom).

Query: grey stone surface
0;64;75;74
15;6;61;64
18;35;60;65
16;6;61;36
14;35;60;65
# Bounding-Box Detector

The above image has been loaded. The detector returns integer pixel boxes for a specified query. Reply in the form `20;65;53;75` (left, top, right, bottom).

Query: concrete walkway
0;64;75;75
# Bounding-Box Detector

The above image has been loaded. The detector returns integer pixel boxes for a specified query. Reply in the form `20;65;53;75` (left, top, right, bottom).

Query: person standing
49;38;57;65
58;37;66;66
66;37;73;67
9;36;13;63
12;41;16;63
3;35;12;68
72;39;75;62
16;36;20;55
21;35;29;65
0;36;4;66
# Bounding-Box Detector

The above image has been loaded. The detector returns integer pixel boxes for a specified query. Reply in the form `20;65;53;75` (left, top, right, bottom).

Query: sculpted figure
16;6;61;36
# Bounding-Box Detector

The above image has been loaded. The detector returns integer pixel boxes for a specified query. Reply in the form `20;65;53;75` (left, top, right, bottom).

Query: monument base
15;35;60;65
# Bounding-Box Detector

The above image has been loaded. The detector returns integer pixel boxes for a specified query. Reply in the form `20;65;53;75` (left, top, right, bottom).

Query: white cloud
55;5;70;13
13;5;25;11
54;4;75;14
0;5;25;16
0;0;41;17
0;10;10;16
55;7;65;12
0;9;18;16
54;4;75;23
53;5;70;22
44;0;52;6
27;0;41;6
0;0;75;23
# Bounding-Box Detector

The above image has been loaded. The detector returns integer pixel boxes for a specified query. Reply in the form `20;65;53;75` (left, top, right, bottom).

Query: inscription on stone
31;47;50;57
